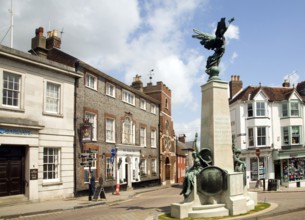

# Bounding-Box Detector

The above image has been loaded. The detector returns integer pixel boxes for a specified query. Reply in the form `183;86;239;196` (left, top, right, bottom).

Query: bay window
282;126;301;145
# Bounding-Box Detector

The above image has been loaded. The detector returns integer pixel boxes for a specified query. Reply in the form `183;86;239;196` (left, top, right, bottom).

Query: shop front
0;124;42;200
242;149;274;189
273;149;305;188
0;145;25;197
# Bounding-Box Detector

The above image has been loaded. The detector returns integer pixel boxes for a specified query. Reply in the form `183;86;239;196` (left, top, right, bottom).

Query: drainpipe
158;105;161;185
73;61;81;197
175;136;178;183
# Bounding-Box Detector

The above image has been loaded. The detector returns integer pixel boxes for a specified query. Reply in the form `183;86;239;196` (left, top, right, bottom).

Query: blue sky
1;0;305;142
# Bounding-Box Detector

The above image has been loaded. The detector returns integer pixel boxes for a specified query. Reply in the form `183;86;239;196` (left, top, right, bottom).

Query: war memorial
171;18;257;219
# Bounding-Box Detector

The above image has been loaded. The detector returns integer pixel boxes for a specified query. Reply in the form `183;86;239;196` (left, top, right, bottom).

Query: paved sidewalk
0;185;168;219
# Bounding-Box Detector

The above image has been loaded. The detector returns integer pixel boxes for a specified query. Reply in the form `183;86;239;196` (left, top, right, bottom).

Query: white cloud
225;24;239;40
175;117;201;144
0;0;208;137
230;52;238;63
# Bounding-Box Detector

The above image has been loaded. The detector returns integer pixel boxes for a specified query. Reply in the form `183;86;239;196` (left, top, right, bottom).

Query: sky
1;0;305;142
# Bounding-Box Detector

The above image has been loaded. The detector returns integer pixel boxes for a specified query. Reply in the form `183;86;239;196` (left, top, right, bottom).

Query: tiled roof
230;86;296;104
176;141;194;155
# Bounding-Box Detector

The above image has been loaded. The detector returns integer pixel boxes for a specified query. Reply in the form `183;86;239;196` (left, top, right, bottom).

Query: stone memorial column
200;80;234;172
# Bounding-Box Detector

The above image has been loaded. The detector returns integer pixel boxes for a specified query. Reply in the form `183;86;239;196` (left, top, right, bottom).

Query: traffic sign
111;148;116;157
80;161;92;167
80;153;90;158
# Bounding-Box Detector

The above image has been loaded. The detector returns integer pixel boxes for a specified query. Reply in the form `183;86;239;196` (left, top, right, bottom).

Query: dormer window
256;102;265;116
291;102;299;116
247;103;253;117
247;101;266;117
282;101;300;117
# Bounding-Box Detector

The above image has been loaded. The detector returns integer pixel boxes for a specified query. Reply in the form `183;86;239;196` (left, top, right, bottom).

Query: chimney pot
229;75;243;99
282;79;290;87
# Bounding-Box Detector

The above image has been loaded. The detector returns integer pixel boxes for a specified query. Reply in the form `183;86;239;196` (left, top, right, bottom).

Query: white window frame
150;103;156;114
106;82;115;98
85;112;97;141
256;102;266;117
282;126;302;145
151;129;157;148
122;89;135;105
248;128;254;147
106;157;115;180
151;159;157;174
282;102;288;117
282;126;289;145
44;80;62;115
43;147;60;182
247;103;253;117
140;99;146;110
106;118;115;143
282;101;300;117
290;102;300;116
140;159;146;176
122;117;135;144
133;157;139;181
140;127;146;147
248;126;268;147
257;126;266;146
85;73;97;90
0;69;24;110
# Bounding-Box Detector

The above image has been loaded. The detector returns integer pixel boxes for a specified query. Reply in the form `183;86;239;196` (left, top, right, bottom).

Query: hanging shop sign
81;123;92;142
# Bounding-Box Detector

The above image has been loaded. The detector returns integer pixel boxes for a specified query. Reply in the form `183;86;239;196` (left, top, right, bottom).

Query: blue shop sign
0;128;32;135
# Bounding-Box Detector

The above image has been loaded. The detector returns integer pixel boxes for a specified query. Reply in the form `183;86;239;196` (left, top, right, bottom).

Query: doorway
165;157;170;180
0;145;25;197
274;160;281;180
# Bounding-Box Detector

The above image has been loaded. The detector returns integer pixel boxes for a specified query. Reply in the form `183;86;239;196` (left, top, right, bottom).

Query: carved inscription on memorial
214;116;231;146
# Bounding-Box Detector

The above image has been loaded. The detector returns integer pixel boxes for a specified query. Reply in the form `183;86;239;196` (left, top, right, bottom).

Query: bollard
114;183;120;195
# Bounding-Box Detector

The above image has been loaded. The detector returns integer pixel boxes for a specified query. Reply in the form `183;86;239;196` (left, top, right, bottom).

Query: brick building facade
30;27;161;193
143;82;176;185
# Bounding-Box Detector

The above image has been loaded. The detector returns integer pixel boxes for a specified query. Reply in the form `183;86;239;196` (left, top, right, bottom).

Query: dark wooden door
0;146;24;197
0;160;23;196
165;157;170;180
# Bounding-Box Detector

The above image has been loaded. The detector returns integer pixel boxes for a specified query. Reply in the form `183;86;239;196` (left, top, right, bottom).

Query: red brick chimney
229;75;243;99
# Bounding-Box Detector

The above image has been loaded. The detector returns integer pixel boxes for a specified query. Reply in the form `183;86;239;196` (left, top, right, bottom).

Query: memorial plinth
200;80;233;172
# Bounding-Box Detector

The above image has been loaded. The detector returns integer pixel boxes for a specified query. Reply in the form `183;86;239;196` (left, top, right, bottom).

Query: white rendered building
230;75;305;188
0;44;81;201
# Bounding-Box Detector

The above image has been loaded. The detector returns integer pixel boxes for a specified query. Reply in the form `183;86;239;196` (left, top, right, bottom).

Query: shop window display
283;158;305;182
250;157;265;181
